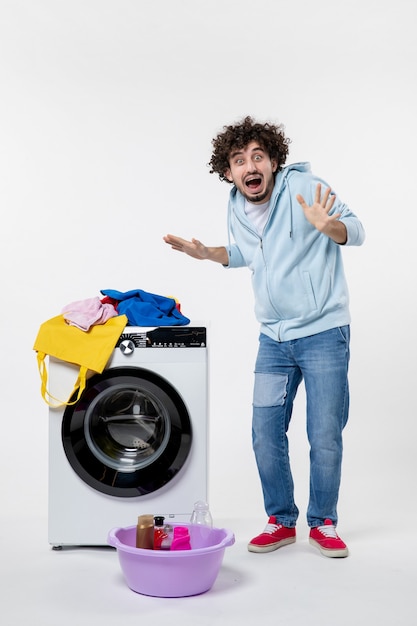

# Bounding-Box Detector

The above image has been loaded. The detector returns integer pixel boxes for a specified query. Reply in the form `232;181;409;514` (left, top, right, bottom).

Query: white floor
1;514;416;626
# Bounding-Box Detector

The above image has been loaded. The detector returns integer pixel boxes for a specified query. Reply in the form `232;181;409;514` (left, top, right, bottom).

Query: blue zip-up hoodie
225;163;365;342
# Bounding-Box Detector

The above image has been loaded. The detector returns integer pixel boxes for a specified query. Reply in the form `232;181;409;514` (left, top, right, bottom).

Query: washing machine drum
62;367;192;497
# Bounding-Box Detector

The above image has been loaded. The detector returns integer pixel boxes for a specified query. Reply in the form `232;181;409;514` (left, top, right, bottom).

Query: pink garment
62;296;118;331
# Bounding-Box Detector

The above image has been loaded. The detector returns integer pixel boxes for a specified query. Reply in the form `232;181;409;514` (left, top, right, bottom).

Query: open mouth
245;176;263;192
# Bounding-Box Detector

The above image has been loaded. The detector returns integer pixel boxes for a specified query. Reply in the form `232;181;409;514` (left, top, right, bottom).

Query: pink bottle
170;526;191;550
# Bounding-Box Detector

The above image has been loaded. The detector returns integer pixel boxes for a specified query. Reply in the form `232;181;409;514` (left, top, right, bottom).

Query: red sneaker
309;519;349;558
248;516;296;553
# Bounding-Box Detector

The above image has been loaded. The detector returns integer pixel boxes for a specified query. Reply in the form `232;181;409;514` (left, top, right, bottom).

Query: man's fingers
314;183;322;204
314;184;336;213
296;193;306;207
325;192;336;213
164;234;189;247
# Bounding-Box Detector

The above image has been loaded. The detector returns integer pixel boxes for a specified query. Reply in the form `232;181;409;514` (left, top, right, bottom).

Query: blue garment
253;327;350;527
225;163;365;342
101;289;190;326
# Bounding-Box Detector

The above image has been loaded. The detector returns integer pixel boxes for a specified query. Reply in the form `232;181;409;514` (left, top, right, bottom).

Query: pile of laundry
62;288;190;332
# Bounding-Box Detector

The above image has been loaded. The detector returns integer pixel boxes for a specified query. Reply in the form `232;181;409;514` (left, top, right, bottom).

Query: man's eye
254;154;262;161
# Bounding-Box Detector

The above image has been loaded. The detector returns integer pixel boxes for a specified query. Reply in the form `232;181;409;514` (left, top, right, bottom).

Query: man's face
224;140;278;203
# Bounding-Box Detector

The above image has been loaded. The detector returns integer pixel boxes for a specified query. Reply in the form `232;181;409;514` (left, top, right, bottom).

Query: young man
164;116;365;558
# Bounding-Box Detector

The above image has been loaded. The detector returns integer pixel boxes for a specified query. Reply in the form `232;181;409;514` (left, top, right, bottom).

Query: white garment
244;199;270;235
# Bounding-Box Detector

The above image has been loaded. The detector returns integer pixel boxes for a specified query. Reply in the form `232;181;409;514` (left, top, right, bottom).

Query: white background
1;0;416;531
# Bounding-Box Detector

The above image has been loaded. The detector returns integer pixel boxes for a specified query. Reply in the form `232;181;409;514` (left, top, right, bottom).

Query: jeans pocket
253;372;288;407
336;325;350;344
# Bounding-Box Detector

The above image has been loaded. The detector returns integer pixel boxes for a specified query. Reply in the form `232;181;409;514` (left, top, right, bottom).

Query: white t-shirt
244;200;270;235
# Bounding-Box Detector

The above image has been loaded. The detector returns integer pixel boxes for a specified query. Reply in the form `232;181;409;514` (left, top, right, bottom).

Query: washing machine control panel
117;326;206;349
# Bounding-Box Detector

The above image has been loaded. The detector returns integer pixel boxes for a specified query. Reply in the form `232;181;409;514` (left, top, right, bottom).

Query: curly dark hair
209;116;291;182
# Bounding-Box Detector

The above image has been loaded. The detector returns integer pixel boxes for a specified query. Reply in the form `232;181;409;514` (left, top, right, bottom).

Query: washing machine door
62;367;192;497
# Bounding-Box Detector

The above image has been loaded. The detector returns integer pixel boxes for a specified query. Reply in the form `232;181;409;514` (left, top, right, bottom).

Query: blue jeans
252;326;350;528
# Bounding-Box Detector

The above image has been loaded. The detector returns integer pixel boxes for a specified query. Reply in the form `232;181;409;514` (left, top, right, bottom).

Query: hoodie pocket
302;271;318;311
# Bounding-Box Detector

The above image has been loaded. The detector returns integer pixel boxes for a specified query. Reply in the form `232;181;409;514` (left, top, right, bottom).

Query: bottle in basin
153;516;173;550
136;514;154;549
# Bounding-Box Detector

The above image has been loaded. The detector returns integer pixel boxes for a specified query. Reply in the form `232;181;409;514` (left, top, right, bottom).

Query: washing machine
48;325;208;547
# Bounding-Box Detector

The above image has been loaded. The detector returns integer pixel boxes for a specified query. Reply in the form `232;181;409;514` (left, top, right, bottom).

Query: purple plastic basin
107;523;235;597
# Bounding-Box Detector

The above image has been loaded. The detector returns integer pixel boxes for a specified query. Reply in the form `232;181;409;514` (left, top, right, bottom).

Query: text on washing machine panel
116;327;207;349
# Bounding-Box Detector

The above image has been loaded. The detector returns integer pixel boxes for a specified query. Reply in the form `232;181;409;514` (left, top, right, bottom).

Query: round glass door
62;367;192;497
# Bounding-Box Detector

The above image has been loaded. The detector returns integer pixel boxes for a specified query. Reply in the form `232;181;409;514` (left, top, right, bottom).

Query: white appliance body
48;326;208;547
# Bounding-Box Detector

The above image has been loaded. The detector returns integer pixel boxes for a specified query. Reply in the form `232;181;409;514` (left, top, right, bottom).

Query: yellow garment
33;313;127;407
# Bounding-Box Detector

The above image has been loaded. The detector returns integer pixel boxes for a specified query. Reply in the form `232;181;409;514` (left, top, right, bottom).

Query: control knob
119;339;135;355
